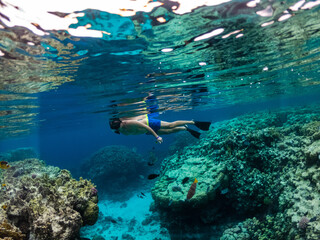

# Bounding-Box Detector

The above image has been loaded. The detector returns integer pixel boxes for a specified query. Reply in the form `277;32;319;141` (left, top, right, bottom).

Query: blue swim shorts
146;115;161;133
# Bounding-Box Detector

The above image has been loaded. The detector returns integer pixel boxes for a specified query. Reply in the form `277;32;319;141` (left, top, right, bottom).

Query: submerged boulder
151;105;320;239
152;155;228;212
80;145;148;197
0;220;25;240
0;158;98;240
305;140;320;165
0;147;38;162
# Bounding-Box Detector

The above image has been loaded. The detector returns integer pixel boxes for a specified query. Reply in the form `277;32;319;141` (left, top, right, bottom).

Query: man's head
109;118;121;134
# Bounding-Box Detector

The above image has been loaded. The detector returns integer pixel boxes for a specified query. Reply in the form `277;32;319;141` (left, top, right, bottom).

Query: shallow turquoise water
0;0;320;139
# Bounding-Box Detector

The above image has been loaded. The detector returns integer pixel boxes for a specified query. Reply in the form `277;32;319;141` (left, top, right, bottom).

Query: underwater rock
12;169;24;178
151;106;320;239
0;147;38;162
305;140;320;165
128;218;137;232
0;158;99;239
141;215;153;226
220;223;250;240
152;153;228;214
120;202;127;208
301;121;320;137
0;220;26;240
312;131;320;141
80;145;148;198
220;214;291;240
280;164;320;240
83;201;99;225
92;235;106;240
122;233;135;240
102;216;118;224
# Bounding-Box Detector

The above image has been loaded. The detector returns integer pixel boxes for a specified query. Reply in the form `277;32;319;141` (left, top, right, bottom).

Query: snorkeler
109;93;211;143
109;117;211;144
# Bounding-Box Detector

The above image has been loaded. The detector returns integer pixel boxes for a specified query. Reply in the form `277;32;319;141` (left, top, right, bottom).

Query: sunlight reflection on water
0;0;320;138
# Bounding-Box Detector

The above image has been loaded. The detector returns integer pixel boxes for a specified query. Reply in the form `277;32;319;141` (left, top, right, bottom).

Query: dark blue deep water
1;1;320;239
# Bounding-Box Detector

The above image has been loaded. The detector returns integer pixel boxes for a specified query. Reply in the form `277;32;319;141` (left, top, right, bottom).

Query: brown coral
0;158;99;240
0;220;25;240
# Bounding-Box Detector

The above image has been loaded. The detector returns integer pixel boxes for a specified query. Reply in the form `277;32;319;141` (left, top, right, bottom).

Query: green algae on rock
0;158;98;240
151;105;320;239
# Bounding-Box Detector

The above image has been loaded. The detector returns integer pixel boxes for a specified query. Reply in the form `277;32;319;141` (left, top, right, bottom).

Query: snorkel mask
109;118;121;134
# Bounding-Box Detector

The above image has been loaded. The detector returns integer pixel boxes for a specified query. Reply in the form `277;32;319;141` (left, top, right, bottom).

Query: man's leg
160;120;195;129
159;121;202;139
158;127;186;135
158;125;201;139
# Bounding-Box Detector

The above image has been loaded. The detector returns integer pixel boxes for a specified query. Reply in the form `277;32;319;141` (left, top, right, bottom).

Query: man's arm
127;121;163;143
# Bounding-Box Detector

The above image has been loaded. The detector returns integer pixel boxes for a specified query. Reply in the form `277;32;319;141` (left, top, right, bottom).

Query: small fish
186;178;198;200
168;199;173;207
2;184;6;187
2;205;7;210
137;194;144;199
0;161;10;169
148;174;160;180
182;177;189;184
221;188;229;195
137;192;146;199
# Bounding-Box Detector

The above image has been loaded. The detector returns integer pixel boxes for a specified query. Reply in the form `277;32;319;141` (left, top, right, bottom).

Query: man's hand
156;136;163;144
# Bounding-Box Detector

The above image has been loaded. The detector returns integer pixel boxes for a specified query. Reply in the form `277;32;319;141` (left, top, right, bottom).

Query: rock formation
151;105;320;239
0;158;98;240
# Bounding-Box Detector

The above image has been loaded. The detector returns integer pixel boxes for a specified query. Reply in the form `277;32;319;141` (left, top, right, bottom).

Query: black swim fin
185;126;201;139
194;121;211;131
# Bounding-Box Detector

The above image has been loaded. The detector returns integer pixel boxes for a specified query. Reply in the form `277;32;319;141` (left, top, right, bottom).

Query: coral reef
0;148;38;162
151;105;320;239
80;145;148;199
0;158;98;240
0;220;26;240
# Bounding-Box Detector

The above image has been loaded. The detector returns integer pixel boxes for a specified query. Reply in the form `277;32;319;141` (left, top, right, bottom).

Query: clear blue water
1;0;320;239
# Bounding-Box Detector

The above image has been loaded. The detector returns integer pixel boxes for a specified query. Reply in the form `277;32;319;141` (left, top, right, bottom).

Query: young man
109;115;211;144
